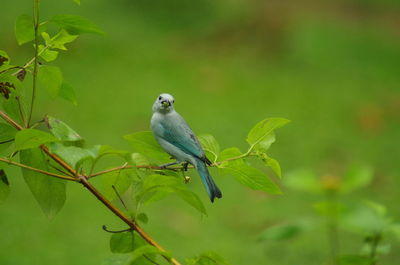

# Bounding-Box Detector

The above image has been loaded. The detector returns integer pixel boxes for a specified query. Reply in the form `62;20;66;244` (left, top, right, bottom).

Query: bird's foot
159;161;179;169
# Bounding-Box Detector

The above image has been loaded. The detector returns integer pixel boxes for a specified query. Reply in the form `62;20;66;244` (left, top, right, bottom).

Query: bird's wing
158;113;210;164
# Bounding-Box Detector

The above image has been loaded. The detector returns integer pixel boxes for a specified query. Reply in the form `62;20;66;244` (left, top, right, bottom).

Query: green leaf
15;129;58;150
0;169;10;204
258;223;303;241
46;116;83;142
0;50;10;68
50;15;104;35
102;170;132;201
48;143;93;169
258;153;282;178
49;30;79;50
0;123;16;142
38;65;63;97
20;148;66;219
341;164;373;193
283;169;321;193
124;132;170;163
222;163;282;194
110;231;135;253
198;134;220;162
338;255;370;265
247;118;290;151
15;14;35;45
73;0;81;5
131;245;167;263
59;81;77;105
217;147;244;167
0;123;16;152
174;186;207;215
218;148;281;194
341;202;391;235
38;45;59;62
137;213;148;224
102;254;132;265
137;174;207;215
186;251;232;265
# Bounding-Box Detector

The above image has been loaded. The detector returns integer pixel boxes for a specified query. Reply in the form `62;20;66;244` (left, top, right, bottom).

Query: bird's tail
195;159;222;202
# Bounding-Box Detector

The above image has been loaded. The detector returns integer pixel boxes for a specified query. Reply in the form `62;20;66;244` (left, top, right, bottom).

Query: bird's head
152;93;175;113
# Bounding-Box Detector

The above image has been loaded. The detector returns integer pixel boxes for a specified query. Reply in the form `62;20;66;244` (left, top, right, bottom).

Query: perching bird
151;93;222;202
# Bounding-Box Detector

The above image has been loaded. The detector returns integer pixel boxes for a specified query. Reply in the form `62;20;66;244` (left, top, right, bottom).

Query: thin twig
28;0;40;127
102;225;132;234
0;139;14;144
16;96;26;126
0;157;77;181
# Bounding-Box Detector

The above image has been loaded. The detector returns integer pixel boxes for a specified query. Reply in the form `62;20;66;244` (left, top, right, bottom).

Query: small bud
184;176;191;183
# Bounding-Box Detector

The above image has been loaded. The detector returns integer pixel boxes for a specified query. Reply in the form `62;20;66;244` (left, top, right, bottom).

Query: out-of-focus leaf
341;202;391;235
15;129;58;150
110;231;135;253
258;223;304;241
186;251;232;265
0;169;10;204
20;148;66;219
73;0;81;5
313;201;345;219
59;82;77;105
283;169;321;193
198;134;220;162
15;14;34;45
341;164;373;193
102;254;132;265
338;255;370;265
246;118;290;151
50;15;104;35
101;170;132;201
38;65;63;97
124;132;170;163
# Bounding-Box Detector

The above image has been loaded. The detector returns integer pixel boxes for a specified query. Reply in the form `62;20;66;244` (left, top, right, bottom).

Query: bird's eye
158;96;162;100
172;100;175;103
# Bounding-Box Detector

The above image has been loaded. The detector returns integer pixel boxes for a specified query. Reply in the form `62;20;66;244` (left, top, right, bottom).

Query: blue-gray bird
151;93;222;202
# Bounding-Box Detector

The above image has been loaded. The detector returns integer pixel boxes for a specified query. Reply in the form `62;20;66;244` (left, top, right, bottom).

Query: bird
150;93;222;202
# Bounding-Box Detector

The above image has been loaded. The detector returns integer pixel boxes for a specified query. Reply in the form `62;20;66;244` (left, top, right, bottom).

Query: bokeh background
1;0;400;264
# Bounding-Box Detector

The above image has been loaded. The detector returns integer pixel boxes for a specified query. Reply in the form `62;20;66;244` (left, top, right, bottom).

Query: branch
0;157;77;181
28;0;40;127
89;152;257;179
0;111;182;265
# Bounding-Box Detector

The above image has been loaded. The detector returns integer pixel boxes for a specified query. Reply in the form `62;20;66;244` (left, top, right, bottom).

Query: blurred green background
1;0;400;264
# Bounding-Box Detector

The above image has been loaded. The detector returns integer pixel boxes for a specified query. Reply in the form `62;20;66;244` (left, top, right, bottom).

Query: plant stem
369;234;381;265
0;157;77;181
28;0;40;127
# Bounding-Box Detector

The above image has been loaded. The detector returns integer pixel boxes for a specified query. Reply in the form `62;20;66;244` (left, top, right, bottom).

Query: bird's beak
161;100;170;107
